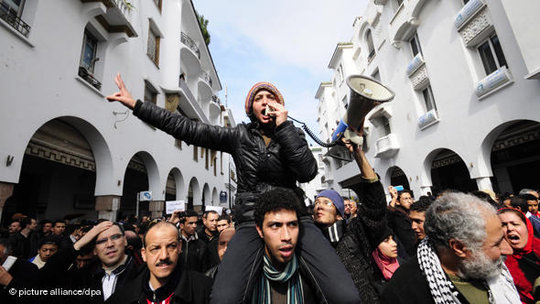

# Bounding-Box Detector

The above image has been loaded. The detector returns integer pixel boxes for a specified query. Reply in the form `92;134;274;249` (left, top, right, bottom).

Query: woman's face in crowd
252;89;275;124
499;212;529;250
378;235;398;258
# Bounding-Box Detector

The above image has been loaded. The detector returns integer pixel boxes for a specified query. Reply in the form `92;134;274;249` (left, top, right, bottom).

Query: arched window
366;29;375;61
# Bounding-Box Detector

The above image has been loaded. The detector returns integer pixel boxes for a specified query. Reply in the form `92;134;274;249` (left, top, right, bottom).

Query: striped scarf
251;254;304;304
417;238;494;304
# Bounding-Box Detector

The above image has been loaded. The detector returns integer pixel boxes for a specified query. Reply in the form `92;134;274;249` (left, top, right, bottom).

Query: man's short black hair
180;210;198;224
397;190;413;201
40;219;52;226
254;188;303;228
521;193;538;202
38;236;60;249
511;196;528;213
410;198;431;213
53;219;66;226
203;210;219;218
218;215;231;223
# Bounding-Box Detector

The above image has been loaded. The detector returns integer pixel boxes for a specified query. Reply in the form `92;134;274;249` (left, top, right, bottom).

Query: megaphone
288;75;394;159
325;75;394;159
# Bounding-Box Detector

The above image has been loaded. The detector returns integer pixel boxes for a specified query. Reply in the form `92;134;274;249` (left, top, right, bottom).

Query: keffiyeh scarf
417;238;463;304
251;254;304;304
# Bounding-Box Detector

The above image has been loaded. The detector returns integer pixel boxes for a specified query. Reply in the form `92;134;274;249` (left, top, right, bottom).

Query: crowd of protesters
1;172;539;303
1;78;538;303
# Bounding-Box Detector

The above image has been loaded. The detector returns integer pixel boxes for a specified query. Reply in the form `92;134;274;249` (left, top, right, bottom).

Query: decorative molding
407;53;424;76
476;66;513;98
432;154;462;169
418;109;439;130
26;142;96;171
458;7;493;47
366;4;382;27
492;129;540;152
410;64;429;91
455;0;486;29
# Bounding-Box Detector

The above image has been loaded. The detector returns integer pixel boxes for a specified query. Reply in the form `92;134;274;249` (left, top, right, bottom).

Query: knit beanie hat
244;82;284;116
316;190;345;218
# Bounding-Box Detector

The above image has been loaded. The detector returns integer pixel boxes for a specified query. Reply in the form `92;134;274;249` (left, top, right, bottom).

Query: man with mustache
109;221;212;304
382;192;520;304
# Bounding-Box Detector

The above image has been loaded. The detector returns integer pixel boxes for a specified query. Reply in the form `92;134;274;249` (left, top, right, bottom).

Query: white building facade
0;0;237;222
316;0;540;198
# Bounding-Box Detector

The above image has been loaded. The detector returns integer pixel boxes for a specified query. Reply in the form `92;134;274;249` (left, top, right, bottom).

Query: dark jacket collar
133;265;192;304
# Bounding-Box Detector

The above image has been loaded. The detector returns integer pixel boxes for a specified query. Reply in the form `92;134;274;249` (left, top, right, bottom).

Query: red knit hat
244;82;284;115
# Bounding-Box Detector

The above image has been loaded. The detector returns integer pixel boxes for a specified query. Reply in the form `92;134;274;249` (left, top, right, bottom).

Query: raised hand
106;74;136;109
267;101;288;126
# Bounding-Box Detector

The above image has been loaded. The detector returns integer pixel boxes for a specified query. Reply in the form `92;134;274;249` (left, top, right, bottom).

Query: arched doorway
430;149;477;194
3;118;101;223
490;120;540;193
388;166;411;191
121;153;150;218
187;177;200;212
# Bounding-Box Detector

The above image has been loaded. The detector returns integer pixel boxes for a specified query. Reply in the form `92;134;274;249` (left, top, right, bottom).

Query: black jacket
386;206;417;257
334;179;388;303
380;257;435;304
180;236;209;273
108;265;212;304
1;257;39;304
133;101;318;221
39;244;141;303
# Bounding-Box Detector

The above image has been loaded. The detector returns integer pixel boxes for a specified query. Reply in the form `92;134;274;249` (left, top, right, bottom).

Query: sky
192;0;369;142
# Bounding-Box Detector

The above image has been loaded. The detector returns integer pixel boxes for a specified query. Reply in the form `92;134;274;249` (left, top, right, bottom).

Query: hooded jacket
133;100;318;221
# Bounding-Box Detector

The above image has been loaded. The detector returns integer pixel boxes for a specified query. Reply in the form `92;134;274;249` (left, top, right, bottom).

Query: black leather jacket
133;101;318;220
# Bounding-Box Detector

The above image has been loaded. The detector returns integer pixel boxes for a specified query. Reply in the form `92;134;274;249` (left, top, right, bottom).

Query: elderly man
109;221;212;304
381;192;520;304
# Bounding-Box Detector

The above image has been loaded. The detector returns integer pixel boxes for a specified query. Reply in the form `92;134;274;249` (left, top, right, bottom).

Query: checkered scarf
251;254;303;304
417;238;463;304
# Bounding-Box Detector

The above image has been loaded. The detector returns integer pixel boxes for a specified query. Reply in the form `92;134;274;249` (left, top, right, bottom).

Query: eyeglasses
95;233;123;246
314;200;334;208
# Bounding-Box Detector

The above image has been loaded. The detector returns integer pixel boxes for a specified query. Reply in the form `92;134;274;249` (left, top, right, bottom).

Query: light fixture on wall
6;155;14;167
113;110;130;129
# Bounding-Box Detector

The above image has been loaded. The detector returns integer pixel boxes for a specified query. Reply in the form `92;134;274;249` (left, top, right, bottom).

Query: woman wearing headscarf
498;208;540;303
370;228;401;295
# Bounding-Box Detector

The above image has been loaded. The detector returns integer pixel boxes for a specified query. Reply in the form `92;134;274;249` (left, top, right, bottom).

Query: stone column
95;195;121;222
0;182;14;226
475;177;493;191
149;200;164;219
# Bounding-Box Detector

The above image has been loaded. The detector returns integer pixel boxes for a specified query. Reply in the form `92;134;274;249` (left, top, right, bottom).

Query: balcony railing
0;1;30;37
78;66;102;90
181;32;200;59
200;70;212;87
